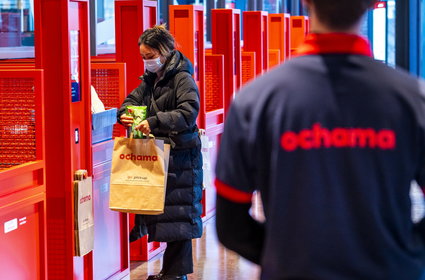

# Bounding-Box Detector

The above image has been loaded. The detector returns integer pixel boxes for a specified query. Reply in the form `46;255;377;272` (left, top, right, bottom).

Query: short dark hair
309;0;377;29
138;24;175;56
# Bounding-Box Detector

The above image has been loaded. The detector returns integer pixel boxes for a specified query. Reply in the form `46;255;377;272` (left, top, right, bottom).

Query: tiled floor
129;217;261;280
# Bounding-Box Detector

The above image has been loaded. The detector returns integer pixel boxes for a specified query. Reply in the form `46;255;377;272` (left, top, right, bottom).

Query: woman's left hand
135;120;151;135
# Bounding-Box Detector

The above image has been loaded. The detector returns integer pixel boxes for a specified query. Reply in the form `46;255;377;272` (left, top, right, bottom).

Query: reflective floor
129;217;261;280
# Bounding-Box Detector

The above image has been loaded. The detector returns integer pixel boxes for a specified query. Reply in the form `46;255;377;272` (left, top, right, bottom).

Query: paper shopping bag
200;130;213;190
74;174;94;257
109;137;170;215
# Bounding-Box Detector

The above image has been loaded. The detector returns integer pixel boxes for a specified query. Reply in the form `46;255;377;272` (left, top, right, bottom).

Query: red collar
293;33;373;57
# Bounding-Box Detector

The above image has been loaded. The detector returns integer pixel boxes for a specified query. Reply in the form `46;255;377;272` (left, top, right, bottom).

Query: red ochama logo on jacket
120;153;158;161
280;123;396;151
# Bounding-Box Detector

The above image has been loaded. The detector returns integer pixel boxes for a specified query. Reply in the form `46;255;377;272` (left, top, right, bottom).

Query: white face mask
144;57;163;73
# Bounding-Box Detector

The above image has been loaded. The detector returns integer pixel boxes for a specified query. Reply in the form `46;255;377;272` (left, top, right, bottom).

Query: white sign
4;218;18;234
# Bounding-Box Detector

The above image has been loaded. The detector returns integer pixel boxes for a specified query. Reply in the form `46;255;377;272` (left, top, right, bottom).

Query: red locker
243;11;269;75
0;69;47;280
169;5;205;128
212;9;242;117
35;0;95;278
169;5;220;221
284;13;291;60
203;54;225;220
204;55;224;134
115;0;169;262
241;51;256;85
115;0;158;93
0;191;46;280
269;14;284;63
269;13;291;63
268;49;280;69
129;234;166;261
290;16;309;54
91;62;129;279
91;62;127;138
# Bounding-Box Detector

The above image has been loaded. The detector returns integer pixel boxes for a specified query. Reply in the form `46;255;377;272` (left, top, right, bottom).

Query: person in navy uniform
215;0;425;279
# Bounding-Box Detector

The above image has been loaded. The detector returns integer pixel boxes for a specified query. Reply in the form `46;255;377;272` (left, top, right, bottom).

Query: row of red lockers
0;1;309;279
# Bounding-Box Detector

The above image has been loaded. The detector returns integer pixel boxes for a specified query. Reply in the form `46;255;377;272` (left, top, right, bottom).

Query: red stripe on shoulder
215;178;253;203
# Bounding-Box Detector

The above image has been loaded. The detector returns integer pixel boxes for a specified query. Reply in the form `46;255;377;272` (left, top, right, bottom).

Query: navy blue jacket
216;33;425;280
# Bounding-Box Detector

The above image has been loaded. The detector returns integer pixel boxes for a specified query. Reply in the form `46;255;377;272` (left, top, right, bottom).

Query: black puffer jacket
118;50;203;242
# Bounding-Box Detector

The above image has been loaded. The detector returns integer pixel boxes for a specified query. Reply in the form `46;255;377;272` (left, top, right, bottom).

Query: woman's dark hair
310;0;377;30
138;24;175;56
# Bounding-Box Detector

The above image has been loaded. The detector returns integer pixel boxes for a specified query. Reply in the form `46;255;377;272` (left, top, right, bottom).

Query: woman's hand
120;113;134;127
135;120;151;135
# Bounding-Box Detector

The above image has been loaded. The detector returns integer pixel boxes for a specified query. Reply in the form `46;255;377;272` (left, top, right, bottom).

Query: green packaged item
126;105;147;138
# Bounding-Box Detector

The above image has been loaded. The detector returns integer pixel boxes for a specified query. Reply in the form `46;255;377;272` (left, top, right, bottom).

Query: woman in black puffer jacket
118;25;202;280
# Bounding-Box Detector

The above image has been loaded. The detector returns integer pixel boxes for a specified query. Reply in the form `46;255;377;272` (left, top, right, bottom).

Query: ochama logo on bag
280;123;396;151
80;195;91;204
120;153;158;161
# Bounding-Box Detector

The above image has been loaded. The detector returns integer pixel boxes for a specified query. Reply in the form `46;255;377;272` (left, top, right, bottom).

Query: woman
118;25;203;280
